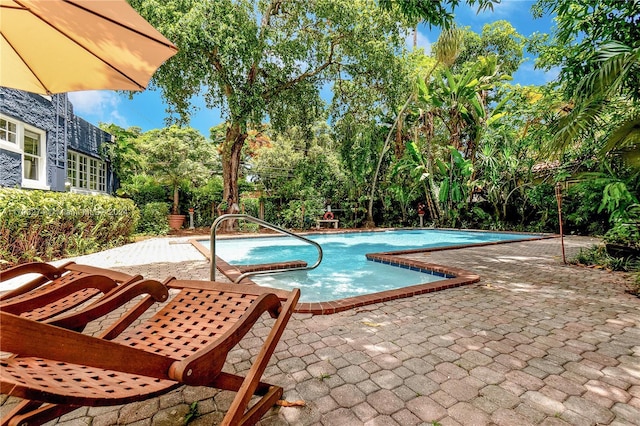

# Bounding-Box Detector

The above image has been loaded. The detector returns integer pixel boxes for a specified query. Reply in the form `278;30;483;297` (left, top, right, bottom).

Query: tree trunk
395;118;404;159
172;184;179;214
367;94;415;228
221;122;247;231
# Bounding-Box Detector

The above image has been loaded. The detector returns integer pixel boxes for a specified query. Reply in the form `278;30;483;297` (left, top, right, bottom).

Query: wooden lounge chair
0;261;143;321
0;278;300;426
1;277;170;426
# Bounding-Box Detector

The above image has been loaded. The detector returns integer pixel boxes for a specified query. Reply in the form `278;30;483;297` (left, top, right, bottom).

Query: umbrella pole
555;182;566;264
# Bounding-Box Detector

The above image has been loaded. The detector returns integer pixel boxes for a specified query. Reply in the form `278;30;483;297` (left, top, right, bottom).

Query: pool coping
189;230;557;315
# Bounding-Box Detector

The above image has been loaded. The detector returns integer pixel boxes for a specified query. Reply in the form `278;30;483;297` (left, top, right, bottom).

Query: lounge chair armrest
169;292;282;386
0;311;175;380
0;262;74;300
0;262;67;282
64;263;141;284
49;279;169;331
0;274;118;315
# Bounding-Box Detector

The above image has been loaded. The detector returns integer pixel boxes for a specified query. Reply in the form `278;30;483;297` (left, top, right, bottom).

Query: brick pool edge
190;233;557;315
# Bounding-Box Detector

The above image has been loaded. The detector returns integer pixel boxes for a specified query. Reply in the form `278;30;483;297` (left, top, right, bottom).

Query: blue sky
69;0;557;138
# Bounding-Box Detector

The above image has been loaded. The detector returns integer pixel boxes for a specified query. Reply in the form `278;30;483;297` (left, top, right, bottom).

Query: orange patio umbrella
0;0;177;95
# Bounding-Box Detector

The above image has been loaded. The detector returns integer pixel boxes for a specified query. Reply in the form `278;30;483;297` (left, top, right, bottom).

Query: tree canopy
130;0;411;224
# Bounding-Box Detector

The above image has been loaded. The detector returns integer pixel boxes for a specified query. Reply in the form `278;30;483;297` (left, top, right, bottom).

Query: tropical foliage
88;3;637;248
530;0;640;157
8;1;639;268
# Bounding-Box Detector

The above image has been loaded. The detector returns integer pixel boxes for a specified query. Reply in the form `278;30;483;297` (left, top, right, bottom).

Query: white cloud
486;0;529;17
67;91;128;127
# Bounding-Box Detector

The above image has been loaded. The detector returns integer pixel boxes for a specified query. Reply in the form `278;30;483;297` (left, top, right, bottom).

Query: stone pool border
190;230;556;315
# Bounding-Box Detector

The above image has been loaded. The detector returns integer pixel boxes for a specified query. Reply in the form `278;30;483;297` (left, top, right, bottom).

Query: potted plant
138;125;217;230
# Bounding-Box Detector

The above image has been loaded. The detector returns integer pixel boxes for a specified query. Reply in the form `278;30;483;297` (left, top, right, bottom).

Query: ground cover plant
572;244;640;296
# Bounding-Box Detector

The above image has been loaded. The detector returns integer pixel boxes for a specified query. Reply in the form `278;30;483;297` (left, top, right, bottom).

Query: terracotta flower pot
168;214;186;230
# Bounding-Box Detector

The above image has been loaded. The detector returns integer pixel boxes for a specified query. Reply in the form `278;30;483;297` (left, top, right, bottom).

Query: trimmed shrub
0;188;139;269
138;202;171;235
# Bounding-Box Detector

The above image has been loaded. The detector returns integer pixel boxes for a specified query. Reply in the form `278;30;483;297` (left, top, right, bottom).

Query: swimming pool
199;229;541;303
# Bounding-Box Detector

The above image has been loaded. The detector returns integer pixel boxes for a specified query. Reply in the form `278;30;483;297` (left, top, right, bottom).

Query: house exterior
0;87;115;194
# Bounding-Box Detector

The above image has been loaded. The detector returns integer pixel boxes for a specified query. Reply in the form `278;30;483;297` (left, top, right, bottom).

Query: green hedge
138;202;171;235
0;188;139;269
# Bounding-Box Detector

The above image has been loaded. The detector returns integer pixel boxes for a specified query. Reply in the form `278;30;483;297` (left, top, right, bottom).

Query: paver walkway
1;235;638;426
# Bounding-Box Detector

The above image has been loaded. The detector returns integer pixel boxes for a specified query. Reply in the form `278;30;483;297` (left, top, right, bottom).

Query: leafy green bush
240;196;260;217
603;222;640;250
524;183;558;233
601;203;640;250
138;202;171;235
0;188;139;269
117;174;167;207
278;198;324;229
187;177;224;227
564;179;609;235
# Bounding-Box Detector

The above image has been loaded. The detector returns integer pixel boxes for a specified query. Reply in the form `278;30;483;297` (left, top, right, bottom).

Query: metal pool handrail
210;214;323;283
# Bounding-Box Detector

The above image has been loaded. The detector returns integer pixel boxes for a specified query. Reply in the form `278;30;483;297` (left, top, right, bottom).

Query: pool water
206;229;538;302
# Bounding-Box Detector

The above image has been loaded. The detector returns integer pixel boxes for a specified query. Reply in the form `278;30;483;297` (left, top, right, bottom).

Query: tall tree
98;124;143;191
364;25;465;226
137;126;217;215
453;20;525;77
415;54;512;223
129;0;409;222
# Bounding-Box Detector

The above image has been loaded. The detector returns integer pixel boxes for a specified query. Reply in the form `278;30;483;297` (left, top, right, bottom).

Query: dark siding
0;87;113;192
0;149;21;187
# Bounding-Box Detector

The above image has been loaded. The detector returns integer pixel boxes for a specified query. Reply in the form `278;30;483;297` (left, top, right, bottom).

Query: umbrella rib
0;31;52;94
64;0;178;49
9;0;177;91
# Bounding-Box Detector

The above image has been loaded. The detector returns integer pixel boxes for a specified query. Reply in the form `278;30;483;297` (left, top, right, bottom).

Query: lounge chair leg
237;385;283;426
2;401;80;426
218;292;297;425
1;400;40;426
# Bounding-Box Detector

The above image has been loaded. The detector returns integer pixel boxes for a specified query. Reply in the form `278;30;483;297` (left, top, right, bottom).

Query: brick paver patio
1;235;638;425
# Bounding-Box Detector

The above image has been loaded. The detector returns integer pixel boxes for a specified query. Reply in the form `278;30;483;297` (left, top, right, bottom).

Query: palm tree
365;26;464;227
417;55;510;220
549;42;640;158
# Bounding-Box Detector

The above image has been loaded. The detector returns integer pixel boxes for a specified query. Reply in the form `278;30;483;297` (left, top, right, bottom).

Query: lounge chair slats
0;262;143;321
0;277;300;426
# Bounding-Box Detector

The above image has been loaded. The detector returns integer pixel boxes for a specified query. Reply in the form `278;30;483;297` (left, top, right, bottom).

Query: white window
0;118;17;144
67;150;107;193
23;130;41;181
0;115;48;190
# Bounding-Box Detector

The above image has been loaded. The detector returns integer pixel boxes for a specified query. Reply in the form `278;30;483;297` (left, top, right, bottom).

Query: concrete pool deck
1;234;639;425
